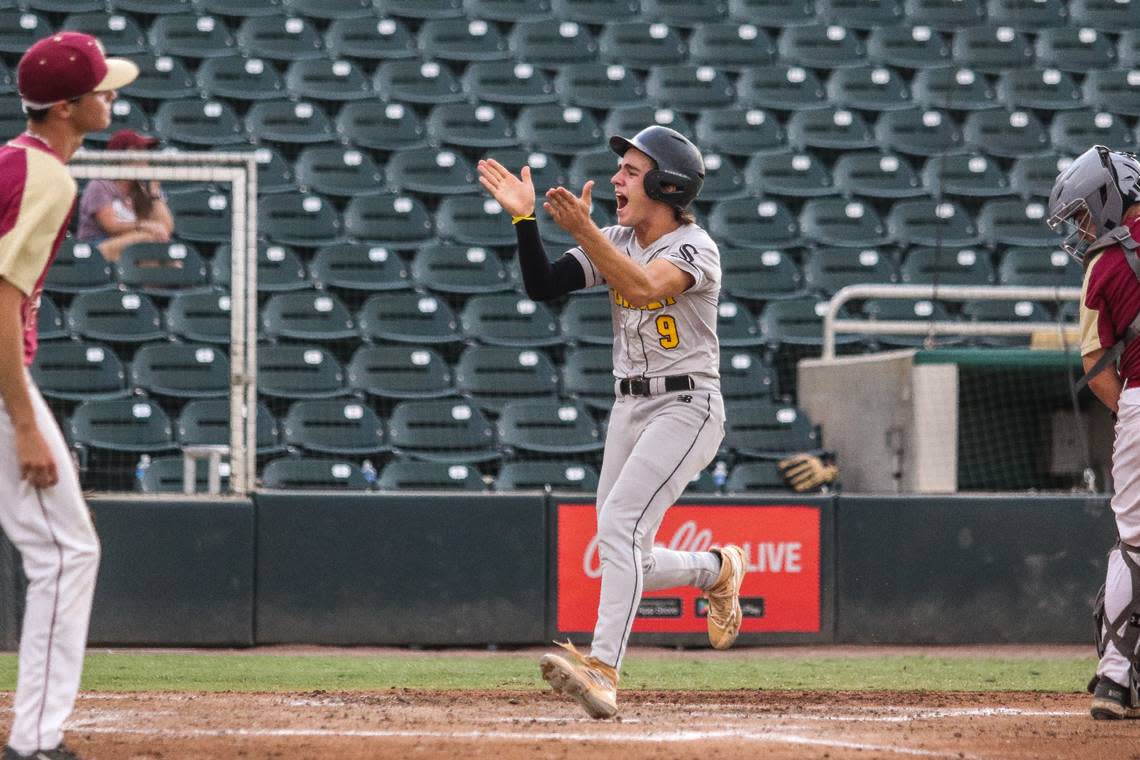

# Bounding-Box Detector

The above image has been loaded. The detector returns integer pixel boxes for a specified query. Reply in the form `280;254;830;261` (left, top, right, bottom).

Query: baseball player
0;34;137;760
478;126;746;719
1048;145;1140;720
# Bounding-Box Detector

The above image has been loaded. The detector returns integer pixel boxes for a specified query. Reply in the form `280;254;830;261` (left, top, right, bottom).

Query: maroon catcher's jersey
1081;217;1140;386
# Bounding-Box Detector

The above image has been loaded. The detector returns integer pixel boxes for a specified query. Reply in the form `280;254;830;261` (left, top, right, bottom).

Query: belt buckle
629;376;649;396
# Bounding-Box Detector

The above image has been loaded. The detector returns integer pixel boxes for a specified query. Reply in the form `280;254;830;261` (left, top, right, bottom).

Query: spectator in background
76;129;173;263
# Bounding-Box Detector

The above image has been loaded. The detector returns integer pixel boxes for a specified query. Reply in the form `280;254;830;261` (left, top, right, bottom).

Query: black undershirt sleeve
514;217;586;301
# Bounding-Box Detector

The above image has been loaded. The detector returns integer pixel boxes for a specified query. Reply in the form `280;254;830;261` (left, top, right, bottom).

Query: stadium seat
726;461;789;493
165;290;232;344
646;65;737;112
826;66;912;112
199;0;286;15
435;196;513;246
999;248;1080;288
744;151;835;198
715;296;764;348
0;11;51;55
799;198;890;247
0;60;12;96
258;192;344;247
284;59;372;102
387;399;500;464
561;345;615;410
289;0;376;19
698;153;748;201
551;0;641;23
962;109;1050;158
213;242;310;293
308;243;411;293
374;0;465;17
460;293;561;348
887;199;980;247
1070;0;1140;32
922;153;1012;198
567;149;623;204
865;25;952;69
778;23;866;69
900;246;995;285
347;345;455;400
902;0;985;30
874;108;964;157
1050;111;1135;156
985;0;1067;31
256;344;347;400
729;0;817;25
1009;154;1071;199
597;21;687;69
252;146;297;194
996;68;1083;111
467;0;554;22
66;290;165;344
832;151;925;198
514;105;605;156
356;292;462;346
559;296;614;347
481;148;565;197
129;343;230;399
336;101;429;152
759;296;857;347
708;197;802;248
910;66;999;111
62;12;148;55
722;399;820;459
426;103;516;149
294;146;385;199
643;0;730;24
68;399;177;458
722;247;806;302
245;100;336;145
1035;27;1117;73
554;64;646;110
411;242;512;294
115;242;211;295
31;343;130;402
260;457;367;489
148;14;237;60
1084;70;1140;118
261;291;357;342
497;399;603;457
509;20;599;66
960;298;1052;347
418;17;510;61
341;194;436;247
29;0;104;10
951;26;1033;73
44;240;114;295
694;108;786;157
688;22;776;70
977;199;1060;247
719;351;777;401
454;346;561;413
462;61;558;105
281;399;387;456
378;459;485;491
786;107;876;151
374;61;465;106
135;456;232;494
36;295;65;341
818;0;904;27
495;461;599;492
123;55;197;101
861;297;959;348
325;16;416;61
86;97;153;145
735;65;825;112
236;15;324;61
803;246;898;294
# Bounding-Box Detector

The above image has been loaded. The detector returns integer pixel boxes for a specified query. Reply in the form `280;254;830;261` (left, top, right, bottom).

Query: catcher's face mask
1047;198;1096;264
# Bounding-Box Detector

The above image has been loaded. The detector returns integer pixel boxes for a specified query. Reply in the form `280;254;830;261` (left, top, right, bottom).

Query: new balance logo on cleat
1091;677;1140;719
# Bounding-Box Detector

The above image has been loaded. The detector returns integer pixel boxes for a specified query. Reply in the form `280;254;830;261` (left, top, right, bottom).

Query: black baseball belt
618;374;695;397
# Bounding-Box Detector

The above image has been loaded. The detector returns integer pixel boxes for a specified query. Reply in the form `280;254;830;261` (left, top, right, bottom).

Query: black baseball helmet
609;125;704;210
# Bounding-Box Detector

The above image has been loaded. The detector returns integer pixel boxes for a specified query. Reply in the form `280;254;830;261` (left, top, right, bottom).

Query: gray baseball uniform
566;222;726;670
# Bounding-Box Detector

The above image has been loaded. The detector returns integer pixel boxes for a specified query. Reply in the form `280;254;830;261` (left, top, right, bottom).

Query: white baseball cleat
539;640;619;719
706;544;746;650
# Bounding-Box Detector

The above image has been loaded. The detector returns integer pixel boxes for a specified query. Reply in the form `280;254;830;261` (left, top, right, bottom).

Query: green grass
0;652;1098;694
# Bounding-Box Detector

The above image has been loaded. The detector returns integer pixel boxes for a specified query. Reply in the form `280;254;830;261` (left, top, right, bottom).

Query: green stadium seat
130;343;230;399
387;399;500;464
646;65;737;112
197;56;285;101
922;153;1012;198
999;247;1080;287
411;242;512;294
374;0;465;17
826;65;912;112
68;399;177;456
417;17;509;61
435;196;513;246
804;246;898;294
199;0;286;15
347;345;455;400
962;109;1050;158
308;243;411;293
44;240;114;295
561;345;615;410
1035;27;1117;73
213;242;309;293
552;0;641;22
900;246;995;285
799;198;890;247
281;399;387;456
483;148;565;197
509;20;599;66
252;145;297;194
37;295;65;341
165;290;232;344
960;298;1052;347
555;64;646;109
1084;70;1140;118
259;192;344;247
495;461;599;492
598;22;687;69
287;0;376;19
985;0;1067;31
236;15;324;61
467;0;554;21
976;198;1060;247
86;97;152;145
515;105;606;156
111;0;194;13
148;14;237;60
888;200;980;247
720;351;777;400
715;296;764;348
165;188;234;243
246;100;336;145
726;461;789;493
722;399;820;459
720;247;806;301
758;297;843;347
462;61;557;105
729;0;817;25
694;108;785;157
378;459;485;491
708;197;802;248
126;54;197;101
876;107;964;157
116;242;211;295
735;65;825;112
261;291;357;342
560;296;614;347
62;12;147;55
460;293;561;348
325;16;416;61
1070;0;1140;32
0;11;51;55
135;455;232;494
910;66;998;111
257;344;347;400
1010;154;1071;199
862;297;960;348
0;60;11;95
1050;111;1135;156
497;399;603;457
997;68;1083;111
66;290;164;344
697;153;748;201
372;59;464;105
865;24;951;69
356;292;462;346
833;151;925;198
743;151;834;198
426;102;516;149
285;58;371;102
260;457;368;490
294;146;384;199
902;0;985;30
689;26;775;72
29;0;105;10
386;146;480;196
31;342;129;402
786;107;876;151
641;0;729;25
819;0;904;27
777;23;866;69
336;101;428;152
951;26;1033;73
343;194;434;247
454;346;560;413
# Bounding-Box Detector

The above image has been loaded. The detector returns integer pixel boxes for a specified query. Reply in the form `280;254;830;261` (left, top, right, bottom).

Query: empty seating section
29;0;1113;491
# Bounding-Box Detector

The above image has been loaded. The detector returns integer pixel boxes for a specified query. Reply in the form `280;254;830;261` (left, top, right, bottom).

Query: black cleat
1091;677;1140;720
2;745;83;759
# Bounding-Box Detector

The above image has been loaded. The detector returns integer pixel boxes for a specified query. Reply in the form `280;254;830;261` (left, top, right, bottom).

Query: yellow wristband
512;214;536;224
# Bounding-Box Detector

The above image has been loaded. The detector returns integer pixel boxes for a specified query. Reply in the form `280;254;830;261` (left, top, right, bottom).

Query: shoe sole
1091;697;1140;720
539;654;617;720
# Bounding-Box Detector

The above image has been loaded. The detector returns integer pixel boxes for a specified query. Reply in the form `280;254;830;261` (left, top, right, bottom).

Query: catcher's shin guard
1093;540;1140;712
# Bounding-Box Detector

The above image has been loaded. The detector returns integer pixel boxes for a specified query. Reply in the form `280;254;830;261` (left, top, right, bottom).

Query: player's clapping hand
477;158;535;219
544;181;596;238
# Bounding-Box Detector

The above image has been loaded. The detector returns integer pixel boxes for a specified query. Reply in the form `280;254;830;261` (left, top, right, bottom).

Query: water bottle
712;460;728;491
134;454;152;491
360;459;378;490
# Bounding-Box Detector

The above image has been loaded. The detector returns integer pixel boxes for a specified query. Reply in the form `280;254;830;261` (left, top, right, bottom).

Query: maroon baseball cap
17;32;138;110
107;129;159;151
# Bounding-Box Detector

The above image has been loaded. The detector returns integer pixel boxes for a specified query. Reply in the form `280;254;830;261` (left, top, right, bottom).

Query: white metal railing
821;284;1082;360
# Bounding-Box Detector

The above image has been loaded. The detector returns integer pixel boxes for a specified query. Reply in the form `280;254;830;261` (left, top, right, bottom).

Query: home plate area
12;689;1137;760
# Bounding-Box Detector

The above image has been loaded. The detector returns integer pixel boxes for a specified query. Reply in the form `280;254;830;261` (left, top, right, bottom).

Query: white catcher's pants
589;390;726;670
0;379;99;754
